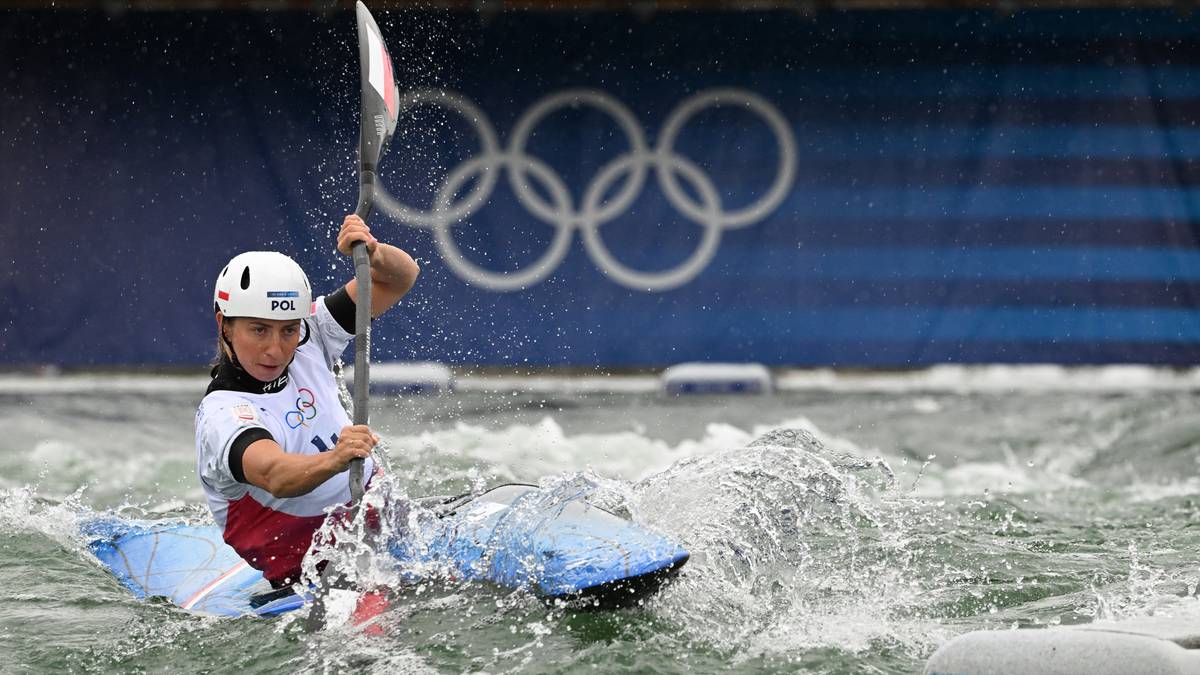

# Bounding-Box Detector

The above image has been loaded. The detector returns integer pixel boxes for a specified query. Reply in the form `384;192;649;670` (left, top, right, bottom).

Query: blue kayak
82;484;689;617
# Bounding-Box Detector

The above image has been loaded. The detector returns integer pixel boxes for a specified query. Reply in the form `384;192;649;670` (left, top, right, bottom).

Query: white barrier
925;617;1200;675
344;361;454;395
660;362;773;395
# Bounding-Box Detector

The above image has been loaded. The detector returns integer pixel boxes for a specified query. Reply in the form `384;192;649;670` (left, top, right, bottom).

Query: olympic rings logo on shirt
373;87;797;292
285;387;317;429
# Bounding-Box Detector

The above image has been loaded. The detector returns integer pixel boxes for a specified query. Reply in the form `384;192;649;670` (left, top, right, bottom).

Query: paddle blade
355;1;400;173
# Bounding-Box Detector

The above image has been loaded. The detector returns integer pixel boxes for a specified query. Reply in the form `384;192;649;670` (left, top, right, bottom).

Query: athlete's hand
337;214;379;258
335;212;419;318
330;424;378;470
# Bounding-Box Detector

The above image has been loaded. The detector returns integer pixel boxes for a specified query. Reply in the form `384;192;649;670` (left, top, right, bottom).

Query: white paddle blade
356;1;400;168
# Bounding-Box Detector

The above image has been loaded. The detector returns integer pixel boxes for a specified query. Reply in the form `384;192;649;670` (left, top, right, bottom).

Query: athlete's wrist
327;448;352;475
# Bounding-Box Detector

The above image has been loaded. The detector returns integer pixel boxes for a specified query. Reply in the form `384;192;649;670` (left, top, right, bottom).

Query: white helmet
213;251;313;320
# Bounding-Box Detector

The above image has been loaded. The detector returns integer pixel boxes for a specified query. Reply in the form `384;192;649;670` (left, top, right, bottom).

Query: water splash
624;427;944;660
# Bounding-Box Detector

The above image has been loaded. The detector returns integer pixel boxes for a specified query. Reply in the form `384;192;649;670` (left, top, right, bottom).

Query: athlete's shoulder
302;294;355;367
197;391;267;431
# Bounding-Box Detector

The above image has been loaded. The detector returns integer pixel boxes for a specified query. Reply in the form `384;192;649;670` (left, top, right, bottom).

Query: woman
194;215;419;588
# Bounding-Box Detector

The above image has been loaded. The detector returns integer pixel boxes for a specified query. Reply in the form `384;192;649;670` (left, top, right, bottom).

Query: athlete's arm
337;214;420;318
239;424;378;498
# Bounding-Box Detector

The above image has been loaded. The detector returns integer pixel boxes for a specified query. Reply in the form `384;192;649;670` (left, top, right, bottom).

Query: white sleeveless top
194;297;377;585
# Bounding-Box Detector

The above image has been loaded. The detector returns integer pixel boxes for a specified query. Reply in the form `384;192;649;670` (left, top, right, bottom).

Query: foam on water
0;485;88;550
625;428;939;659
386;416;757;486
377;411;1111;507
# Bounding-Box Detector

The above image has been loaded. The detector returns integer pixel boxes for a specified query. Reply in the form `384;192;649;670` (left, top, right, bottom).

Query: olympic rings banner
373;87;796;293
4;9;1200;367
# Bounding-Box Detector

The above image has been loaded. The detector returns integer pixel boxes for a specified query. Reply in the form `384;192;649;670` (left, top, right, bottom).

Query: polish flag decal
365;25;397;120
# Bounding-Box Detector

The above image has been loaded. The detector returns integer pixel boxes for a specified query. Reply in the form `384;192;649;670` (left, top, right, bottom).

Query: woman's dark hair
213;315;236;365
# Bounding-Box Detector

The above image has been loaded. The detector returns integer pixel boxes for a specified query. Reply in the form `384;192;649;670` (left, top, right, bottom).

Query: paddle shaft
347;169;375;505
307;3;390;632
306;175;373;633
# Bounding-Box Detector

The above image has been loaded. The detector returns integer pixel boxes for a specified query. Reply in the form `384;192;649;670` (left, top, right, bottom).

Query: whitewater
2;366;1200;673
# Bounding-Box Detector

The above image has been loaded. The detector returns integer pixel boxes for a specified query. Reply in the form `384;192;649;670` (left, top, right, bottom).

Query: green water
3;387;1200;673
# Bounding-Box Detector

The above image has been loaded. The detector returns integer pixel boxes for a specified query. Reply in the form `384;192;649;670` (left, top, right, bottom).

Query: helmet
213;251;313;320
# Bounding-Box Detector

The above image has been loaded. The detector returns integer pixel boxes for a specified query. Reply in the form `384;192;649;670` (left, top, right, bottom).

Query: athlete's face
224;316;302;382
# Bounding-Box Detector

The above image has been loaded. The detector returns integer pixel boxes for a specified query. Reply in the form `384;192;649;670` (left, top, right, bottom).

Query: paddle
348;0;400;506
305;2;399;632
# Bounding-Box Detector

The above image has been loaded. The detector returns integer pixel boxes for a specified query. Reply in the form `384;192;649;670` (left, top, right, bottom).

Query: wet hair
213;314;237;365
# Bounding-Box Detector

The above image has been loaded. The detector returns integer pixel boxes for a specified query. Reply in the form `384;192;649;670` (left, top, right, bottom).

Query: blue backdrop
3;8;1200;367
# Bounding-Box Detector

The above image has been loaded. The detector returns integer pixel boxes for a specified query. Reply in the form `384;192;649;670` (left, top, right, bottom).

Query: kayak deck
83;484;688;617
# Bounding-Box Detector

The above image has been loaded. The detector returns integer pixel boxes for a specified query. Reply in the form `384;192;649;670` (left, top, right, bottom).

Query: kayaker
194;214;418;588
